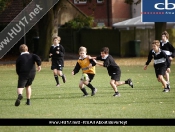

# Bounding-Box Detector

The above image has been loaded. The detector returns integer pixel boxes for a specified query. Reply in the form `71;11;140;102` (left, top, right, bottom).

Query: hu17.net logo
142;0;175;22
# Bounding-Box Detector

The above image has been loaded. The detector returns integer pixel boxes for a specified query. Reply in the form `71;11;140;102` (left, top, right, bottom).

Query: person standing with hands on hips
49;36;66;87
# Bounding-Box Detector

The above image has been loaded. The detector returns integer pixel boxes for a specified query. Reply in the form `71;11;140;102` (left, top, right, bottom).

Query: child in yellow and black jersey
72;46;97;96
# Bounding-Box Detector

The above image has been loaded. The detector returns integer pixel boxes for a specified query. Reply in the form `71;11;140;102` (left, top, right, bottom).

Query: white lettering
8;29;17;38
154;0;175;10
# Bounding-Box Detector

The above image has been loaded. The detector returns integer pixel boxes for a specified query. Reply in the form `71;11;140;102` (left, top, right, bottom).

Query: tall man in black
15;44;41;106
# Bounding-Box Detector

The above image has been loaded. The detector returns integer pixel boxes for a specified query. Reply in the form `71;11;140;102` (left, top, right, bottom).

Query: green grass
0;62;175;132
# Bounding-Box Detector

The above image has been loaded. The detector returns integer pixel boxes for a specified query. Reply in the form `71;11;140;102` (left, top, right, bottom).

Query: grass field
0;58;175;132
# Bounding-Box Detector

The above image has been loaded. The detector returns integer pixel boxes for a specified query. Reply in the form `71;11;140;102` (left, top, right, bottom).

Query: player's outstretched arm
143;65;148;70
87;55;96;60
93;59;103;66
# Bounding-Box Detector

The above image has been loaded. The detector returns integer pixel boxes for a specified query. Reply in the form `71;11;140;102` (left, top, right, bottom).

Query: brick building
71;0;131;27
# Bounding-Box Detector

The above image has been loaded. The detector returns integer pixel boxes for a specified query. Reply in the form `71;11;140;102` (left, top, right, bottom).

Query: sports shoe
167;84;170;91
26;102;30;105
91;88;97;96
62;74;66;83
162;88;170;92
113;92;120;97
127;79;133;88
83;94;88;97
15;94;23;106
56;84;60;87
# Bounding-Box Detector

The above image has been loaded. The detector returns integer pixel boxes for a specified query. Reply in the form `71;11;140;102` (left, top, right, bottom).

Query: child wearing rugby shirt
91;47;133;97
49;36;66;87
72;46;97;96
15;44;41;106
144;40;170;92
160;31;175;90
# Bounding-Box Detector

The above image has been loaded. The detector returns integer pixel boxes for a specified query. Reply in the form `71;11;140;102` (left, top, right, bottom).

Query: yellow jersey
77;57;96;74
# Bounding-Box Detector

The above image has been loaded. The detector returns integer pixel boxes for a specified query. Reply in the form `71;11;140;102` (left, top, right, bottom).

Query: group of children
71;46;133;97
14;30;174;107
144;31;175;92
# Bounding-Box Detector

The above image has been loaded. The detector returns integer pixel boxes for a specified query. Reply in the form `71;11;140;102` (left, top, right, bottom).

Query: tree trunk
38;9;54;61
52;1;67;37
155;22;166;40
37;1;63;60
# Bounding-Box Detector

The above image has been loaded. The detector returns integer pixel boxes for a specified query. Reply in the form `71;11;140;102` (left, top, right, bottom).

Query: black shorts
51;60;63;71
110;70;121;81
80;73;95;82
154;66;166;78
88;74;95;82
17;72;36;88
167;60;171;69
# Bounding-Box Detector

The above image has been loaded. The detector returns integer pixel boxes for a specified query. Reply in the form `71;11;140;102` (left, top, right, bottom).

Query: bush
61;15;94;29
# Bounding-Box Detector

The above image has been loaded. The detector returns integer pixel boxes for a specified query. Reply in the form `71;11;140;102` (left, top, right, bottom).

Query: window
97;0;104;3
74;0;87;4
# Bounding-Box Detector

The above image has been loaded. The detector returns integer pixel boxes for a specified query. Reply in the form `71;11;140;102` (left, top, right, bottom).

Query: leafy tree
37;0;70;60
61;15;94;29
124;0;166;40
0;0;11;13
0;0;61;60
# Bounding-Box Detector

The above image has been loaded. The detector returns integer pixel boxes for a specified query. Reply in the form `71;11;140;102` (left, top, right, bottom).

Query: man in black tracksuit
15;44;41;106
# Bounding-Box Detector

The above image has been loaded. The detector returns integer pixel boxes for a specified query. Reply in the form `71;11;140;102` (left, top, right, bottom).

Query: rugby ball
81;73;89;81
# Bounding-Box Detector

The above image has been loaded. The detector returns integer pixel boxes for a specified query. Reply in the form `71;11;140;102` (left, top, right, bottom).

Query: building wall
70;0;131;27
58;0;87;26
111;0;131;24
71;0;109;26
132;0;141;17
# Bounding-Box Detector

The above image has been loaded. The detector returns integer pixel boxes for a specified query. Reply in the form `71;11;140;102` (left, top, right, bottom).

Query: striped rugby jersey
145;49;170;68
160;40;175;58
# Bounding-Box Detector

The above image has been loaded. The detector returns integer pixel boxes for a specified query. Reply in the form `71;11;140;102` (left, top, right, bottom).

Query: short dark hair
152;40;160;47
101;47;109;54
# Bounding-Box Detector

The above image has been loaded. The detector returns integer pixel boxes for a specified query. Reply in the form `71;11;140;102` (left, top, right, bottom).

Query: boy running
91;47;133;97
72;46;97;96
49;36;66;87
144;40;170;92
160;31;175;89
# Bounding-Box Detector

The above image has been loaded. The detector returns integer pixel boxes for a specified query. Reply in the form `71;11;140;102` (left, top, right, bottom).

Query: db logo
155;0;175;10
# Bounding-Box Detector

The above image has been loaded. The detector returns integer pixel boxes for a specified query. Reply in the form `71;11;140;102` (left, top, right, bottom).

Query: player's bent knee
115;82;119;86
110;81;115;85
158;76;163;81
